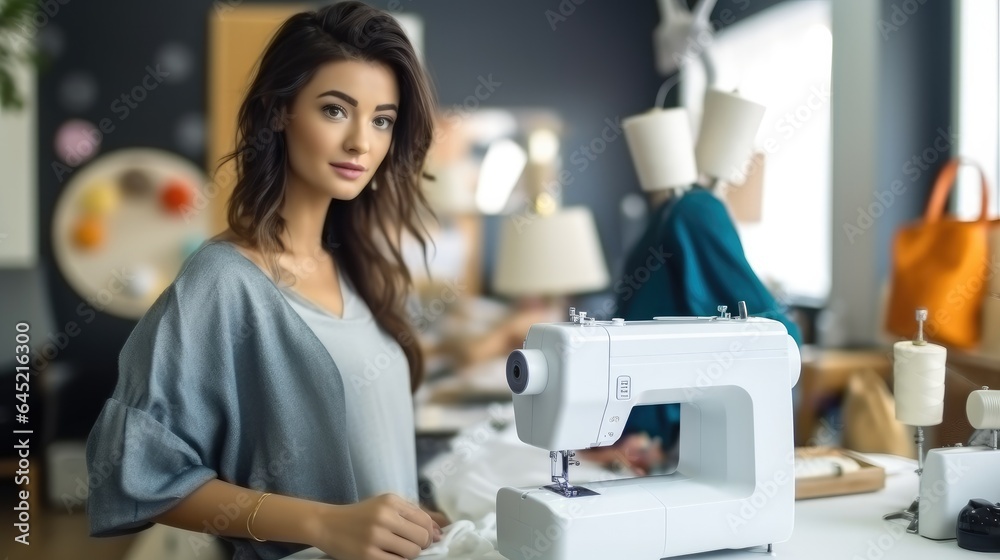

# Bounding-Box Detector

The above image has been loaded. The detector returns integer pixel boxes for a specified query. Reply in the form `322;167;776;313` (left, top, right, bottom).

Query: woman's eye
374;116;394;130
323;105;345;119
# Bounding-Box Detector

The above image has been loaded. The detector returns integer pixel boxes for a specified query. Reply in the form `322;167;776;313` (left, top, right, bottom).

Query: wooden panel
454;214;483;296
207;4;304;234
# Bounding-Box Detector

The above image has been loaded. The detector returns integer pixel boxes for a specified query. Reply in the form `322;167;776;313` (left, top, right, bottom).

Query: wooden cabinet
795;348;893;447
207;4;305;234
935;349;1000;448
796;347;1000;450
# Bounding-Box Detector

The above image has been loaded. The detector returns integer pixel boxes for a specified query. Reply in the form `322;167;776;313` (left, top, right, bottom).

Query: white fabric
421;418;628;523
419;514;505;559
282;515;504;559
278;272;418;503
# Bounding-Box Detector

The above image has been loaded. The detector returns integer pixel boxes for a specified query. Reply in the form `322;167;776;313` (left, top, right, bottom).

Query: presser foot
883;496;919;533
542;483;599;498
547;450;599;498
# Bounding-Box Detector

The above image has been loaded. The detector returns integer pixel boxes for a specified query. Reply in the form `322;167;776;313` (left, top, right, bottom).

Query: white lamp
623;108;699;192
695;89;766;183
493;206;609;297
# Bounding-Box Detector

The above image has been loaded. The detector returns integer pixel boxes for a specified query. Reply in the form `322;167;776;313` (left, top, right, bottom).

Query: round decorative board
52;148;211;320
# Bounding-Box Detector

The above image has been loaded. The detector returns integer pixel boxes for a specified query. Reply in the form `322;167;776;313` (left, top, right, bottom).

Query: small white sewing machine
918;390;1000;541
496;306;801;560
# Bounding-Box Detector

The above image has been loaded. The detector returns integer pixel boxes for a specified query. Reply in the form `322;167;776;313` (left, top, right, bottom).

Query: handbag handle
924;158;991;223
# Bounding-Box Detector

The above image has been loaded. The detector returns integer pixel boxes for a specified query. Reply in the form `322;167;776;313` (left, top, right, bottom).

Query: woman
86;3;444;559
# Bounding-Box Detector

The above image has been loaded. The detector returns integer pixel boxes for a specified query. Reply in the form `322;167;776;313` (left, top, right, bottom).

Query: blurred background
0;0;998;558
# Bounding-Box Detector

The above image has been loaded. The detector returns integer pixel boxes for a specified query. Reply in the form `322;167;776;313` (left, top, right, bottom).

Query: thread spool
893;340;947;426
893;309;947;426
966;390;1000;430
894;341;947;426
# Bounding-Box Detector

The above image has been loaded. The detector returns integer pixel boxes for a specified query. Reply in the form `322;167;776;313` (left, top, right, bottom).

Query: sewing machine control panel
617;376;631;400
598;375;638;446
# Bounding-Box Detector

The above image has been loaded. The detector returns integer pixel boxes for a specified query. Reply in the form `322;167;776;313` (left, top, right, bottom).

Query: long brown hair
220;1;436;392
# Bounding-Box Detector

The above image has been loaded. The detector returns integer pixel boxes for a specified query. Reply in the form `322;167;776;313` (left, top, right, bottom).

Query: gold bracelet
246;492;272;542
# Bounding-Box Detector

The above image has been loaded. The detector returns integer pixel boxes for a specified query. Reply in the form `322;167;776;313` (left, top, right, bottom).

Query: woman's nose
344;122;370;155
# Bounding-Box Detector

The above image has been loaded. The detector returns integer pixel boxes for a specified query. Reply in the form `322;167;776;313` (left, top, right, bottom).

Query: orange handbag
885;159;992;349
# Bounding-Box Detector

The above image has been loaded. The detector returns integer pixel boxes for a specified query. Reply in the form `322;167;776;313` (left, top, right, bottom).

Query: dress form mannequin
606;99;801;469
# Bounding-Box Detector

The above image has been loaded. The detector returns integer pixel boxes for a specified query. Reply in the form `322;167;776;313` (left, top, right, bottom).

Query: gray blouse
86;240;410;560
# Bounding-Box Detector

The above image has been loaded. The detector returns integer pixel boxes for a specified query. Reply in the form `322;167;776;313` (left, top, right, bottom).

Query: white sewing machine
496;306;801;560
918;390;1000;541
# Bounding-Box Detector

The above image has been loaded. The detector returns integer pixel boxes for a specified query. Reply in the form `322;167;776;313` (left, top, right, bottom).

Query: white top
277;270;418;502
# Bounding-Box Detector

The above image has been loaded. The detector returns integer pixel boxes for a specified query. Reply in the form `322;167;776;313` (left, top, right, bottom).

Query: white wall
0;55;37;268
829;0;881;344
954;0;1000;221
682;0;833;302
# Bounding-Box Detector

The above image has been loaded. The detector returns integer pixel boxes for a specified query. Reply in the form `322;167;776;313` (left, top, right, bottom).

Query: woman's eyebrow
316;90;398;112
317;90;357;105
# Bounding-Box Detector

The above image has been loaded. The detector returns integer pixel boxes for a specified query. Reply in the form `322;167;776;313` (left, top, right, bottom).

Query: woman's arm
154;479;439;560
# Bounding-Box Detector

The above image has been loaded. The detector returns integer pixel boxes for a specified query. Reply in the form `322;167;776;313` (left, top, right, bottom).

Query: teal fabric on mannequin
614;186;802;450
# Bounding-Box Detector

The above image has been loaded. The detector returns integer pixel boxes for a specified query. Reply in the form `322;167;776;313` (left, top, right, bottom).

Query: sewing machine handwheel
507;349;548;395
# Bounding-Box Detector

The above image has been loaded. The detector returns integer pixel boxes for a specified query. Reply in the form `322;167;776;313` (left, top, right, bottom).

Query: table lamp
695;88;766;187
622;87;764;197
492;205;609;298
884;308;947;533
622;106;699;194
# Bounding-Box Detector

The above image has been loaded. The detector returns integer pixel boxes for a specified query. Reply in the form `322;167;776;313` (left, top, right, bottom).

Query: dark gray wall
874;0;954;284
830;0;953;346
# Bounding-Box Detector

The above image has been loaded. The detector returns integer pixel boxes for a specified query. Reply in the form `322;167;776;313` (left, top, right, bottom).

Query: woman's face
283;59;399;200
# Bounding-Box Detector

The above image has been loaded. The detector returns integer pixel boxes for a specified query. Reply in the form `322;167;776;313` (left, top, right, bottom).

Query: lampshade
493;206;610;297
421;162;477;215
695;89;765;181
623;107;699;192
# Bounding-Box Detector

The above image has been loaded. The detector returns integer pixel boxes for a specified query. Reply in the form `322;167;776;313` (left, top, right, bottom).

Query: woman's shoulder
179;241;247;278
170;238;268;300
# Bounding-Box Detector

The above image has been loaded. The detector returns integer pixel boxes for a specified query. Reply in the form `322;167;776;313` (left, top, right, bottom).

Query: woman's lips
330;163;364;180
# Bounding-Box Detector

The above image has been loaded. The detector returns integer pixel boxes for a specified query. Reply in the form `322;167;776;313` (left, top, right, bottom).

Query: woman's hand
310;493;439;560
420;504;451;529
577;434;664;476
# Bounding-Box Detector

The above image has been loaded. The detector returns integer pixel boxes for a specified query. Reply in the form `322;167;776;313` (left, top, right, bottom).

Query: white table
284;455;991;559
676;458;986;559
